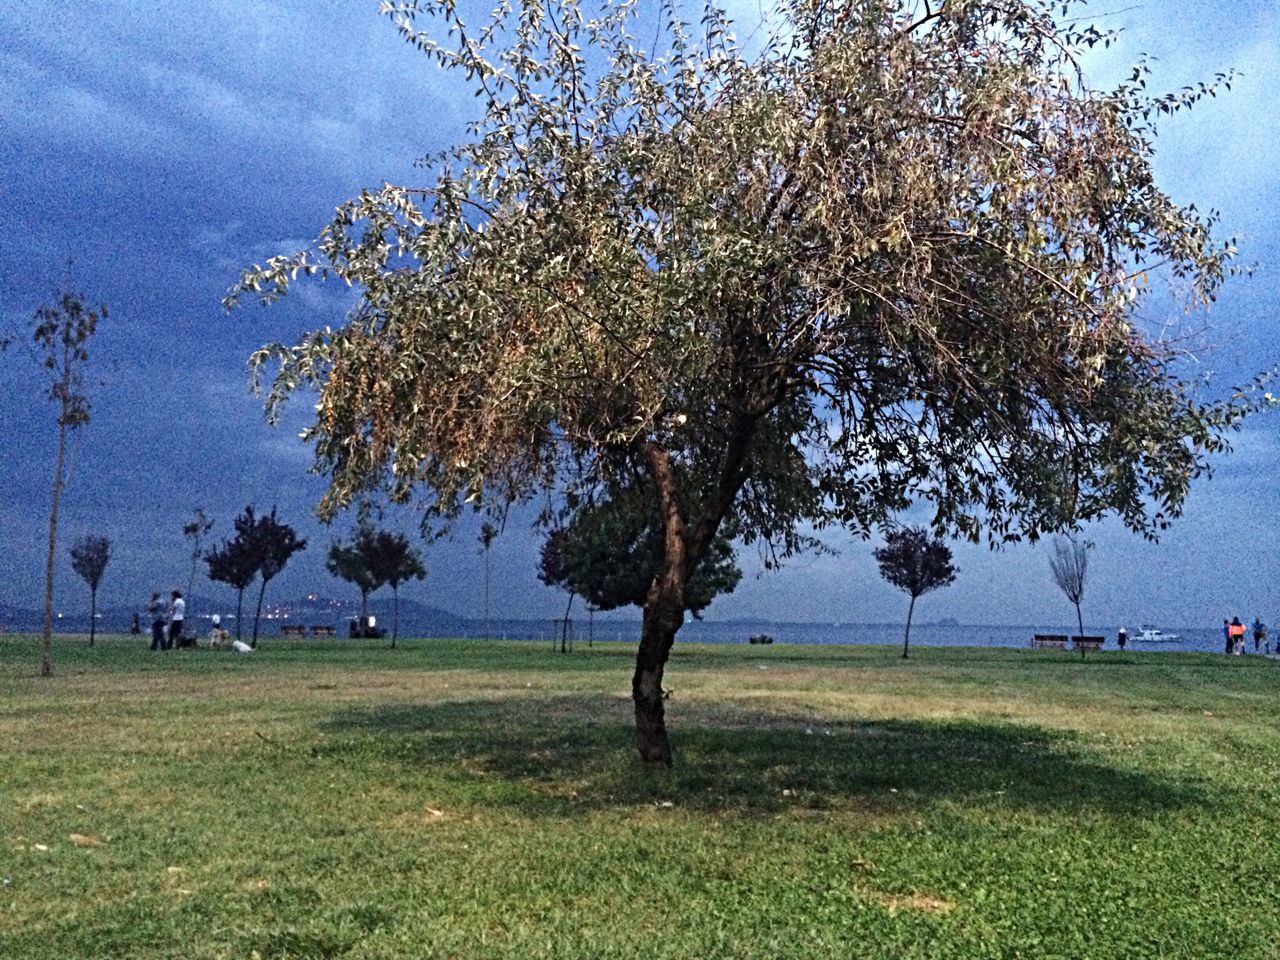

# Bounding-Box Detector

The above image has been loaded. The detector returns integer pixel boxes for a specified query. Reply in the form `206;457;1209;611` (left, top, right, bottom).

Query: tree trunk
235;587;245;642
483;549;491;641
1075;601;1085;659
633;598;683;766
89;586;97;646
902;593;916;660
633;443;695;766
41;416;68;678
391;585;399;649
252;578;268;647
561;592;574;653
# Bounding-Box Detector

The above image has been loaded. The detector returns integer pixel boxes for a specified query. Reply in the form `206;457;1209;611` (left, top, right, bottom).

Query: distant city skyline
1;0;1277;631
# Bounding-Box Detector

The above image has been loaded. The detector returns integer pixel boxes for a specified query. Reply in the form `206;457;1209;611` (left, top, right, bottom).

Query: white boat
1134;625;1180;643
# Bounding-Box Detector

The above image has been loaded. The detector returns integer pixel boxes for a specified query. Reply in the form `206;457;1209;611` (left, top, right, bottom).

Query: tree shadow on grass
318;694;1206;819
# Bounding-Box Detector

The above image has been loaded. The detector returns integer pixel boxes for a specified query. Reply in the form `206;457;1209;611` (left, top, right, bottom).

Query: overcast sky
1;1;1276;630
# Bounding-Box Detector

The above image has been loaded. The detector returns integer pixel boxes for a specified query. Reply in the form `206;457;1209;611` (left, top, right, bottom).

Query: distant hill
0;594;589;640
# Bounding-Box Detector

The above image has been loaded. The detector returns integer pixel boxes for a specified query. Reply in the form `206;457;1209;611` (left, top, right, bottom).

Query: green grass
2;634;1278;959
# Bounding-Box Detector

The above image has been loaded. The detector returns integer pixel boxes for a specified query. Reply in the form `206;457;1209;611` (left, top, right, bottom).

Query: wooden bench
1072;635;1105;652
280;624;307;637
1031;634;1068;650
310;625;335;638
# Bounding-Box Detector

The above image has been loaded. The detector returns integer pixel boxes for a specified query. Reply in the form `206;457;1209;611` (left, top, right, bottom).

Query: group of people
145;590;186;651
1223;617;1268;655
132;592;250;653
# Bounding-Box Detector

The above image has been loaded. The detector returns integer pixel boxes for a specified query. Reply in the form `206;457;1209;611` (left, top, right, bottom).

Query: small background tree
538;528;576;653
874;528;957;660
205;534;258;642
1049;537;1090;643
478;522;498;641
367;530;426;647
327;520;384;624
183;507;214;623
34;289;104;676
69;534;111;646
542;485;743;624
244;506;307;647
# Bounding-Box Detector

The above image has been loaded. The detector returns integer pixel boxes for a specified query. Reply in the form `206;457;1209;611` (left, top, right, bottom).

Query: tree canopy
231;0;1265;764
327;520;385;619
70;534;111;646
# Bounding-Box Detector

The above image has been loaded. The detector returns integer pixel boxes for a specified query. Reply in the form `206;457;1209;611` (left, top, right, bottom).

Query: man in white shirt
169;591;186;649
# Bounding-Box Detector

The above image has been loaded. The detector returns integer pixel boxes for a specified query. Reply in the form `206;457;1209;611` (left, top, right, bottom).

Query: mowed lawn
2;634;1278;959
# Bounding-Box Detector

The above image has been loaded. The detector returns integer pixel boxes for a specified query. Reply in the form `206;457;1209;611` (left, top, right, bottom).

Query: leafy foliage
874;528;957;601
69;534;111;646
541;482;742;618
230;0;1269;761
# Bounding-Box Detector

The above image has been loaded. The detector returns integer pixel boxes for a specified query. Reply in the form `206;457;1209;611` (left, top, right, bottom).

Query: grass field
2;633;1278;959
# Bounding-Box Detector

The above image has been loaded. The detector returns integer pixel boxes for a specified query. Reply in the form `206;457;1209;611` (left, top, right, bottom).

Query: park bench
281;624;307;637
310;625;335;638
1072;635;1105;652
1031;634;1068;650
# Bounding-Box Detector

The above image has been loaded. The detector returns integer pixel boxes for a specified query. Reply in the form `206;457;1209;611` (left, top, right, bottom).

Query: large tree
34;290;104;676
231;0;1261;764
69;534;111;646
874;527;956;660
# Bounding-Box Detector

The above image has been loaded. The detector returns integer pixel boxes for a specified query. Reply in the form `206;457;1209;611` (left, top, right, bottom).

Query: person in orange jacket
1229;617;1246;655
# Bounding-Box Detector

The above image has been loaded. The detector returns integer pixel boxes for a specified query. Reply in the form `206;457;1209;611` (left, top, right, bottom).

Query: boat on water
1134;625;1181;643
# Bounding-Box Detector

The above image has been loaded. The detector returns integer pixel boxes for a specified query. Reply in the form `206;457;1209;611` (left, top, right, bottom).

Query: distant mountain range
0;594;636;641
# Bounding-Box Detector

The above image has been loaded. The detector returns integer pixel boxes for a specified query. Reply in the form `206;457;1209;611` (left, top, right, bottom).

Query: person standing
1230;616;1245;656
169;590;186;650
1117;626;1127;652
1223;619;1232;654
148;592;166;651
1252;617;1267;654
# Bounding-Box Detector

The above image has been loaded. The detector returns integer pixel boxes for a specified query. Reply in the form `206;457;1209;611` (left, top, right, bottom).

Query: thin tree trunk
41;416;68;678
252;578;267;647
1076;601;1085;659
483;550;491;641
561;592;574;653
89;586;97;646
902;593;916;660
235;587;245;642
391;585;399;648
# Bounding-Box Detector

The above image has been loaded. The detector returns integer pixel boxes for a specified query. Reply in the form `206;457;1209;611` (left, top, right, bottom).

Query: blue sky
1;1;1276;630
